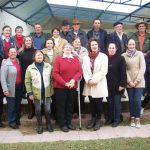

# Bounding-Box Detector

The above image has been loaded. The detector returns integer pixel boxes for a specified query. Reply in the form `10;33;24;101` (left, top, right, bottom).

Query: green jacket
130;32;150;53
25;62;52;100
30;32;51;49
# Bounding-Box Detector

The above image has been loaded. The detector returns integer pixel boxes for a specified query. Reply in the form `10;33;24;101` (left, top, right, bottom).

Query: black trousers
0;84;4;121
54;88;77;127
89;96;103;119
142;94;150;108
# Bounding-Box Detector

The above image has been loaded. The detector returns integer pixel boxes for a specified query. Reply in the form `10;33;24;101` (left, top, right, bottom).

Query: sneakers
130;117;141;128
130;117;135;127
135;118;141;128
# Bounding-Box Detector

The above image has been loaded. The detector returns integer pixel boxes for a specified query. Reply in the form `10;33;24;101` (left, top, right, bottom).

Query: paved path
0;124;150;143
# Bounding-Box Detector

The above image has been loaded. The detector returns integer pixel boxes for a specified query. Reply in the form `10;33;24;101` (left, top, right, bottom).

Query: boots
36;112;43;134
45;112;53;132
27;99;35;119
93;118;101;131
86;117;96;129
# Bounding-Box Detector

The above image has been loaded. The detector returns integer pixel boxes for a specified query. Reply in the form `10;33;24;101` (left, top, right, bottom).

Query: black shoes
86;118;96;129
112;121;120;127
67;124;76;130
0;122;5;128
47;124;53;132
28;113;35;119
60;126;69;132
16;120;21;126
93;119;101;131
37;126;43;134
9;124;19;129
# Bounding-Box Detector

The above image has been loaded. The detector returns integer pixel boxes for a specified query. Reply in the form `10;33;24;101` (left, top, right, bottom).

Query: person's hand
118;86;124;91
88;79;95;86
134;80;139;87
65;82;70;88
69;79;75;88
128;81;135;87
29;95;34;101
4;91;10;96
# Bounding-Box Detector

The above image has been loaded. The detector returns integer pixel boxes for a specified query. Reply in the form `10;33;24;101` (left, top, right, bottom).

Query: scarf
16;35;24;49
126;48;137;57
89;51;99;73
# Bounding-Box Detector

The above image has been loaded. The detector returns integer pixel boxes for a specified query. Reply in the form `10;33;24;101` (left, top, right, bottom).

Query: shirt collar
2;35;10;41
62;53;74;59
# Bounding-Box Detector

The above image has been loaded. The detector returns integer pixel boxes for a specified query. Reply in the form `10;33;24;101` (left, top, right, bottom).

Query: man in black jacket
87;18;107;53
107;22;128;55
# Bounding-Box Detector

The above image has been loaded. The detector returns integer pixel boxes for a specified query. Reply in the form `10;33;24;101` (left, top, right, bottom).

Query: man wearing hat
107;21;128;54
68;18;87;48
60;20;71;42
87;18;107;53
130;20;150;55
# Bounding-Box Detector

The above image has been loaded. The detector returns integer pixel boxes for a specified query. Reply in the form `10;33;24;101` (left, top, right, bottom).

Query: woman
52;27;68;57
42;38;56;119
53;43;82;132
122;38;146;128
106;43;127;127
19;36;36;119
82;38;108;131
1;48;22;129
72;36;88;118
25;50;53;134
0;25;16;127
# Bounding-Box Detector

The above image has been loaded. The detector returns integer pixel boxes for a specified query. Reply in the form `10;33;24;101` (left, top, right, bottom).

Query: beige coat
82;52;108;98
122;51;146;88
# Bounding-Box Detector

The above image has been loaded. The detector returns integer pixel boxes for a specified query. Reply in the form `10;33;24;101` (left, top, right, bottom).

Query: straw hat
72;18;81;24
135;20;149;29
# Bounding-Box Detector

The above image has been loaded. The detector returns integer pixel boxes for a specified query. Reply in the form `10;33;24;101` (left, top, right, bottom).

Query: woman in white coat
82;38;108;131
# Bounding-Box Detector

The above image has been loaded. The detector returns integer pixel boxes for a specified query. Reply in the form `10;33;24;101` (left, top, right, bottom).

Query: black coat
106;54;127;95
107;32;128;55
145;52;150;93
87;29;107;53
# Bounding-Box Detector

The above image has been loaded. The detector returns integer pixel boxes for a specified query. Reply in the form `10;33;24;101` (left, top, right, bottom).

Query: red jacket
53;55;82;89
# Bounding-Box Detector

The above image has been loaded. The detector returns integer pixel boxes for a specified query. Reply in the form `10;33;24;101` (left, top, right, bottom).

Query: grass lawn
0;138;149;150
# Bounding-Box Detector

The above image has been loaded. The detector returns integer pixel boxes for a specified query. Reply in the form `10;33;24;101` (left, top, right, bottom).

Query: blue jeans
127;88;144;118
107;94;121;122
6;84;22;125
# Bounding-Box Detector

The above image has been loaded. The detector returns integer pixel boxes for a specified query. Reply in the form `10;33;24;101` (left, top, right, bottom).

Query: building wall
0;10;34;36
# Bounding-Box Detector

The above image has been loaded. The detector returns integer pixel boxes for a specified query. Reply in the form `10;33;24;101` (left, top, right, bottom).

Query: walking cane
77;80;82;130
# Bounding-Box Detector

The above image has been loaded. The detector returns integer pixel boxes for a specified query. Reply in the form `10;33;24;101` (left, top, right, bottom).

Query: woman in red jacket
53;43;82;132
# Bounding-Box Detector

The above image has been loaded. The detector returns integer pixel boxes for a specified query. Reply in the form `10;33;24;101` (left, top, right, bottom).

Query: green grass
0;138;150;150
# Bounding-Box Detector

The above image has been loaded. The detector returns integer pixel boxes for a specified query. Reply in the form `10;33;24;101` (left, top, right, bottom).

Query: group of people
0;17;150;134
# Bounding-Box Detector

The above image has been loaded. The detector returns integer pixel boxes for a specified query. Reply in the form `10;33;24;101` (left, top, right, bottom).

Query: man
87;18;107;53
13;26;24;53
0;25;16;127
30;23;50;50
60;20;71;42
68;18;87;48
130;20;150;56
107;21;128;55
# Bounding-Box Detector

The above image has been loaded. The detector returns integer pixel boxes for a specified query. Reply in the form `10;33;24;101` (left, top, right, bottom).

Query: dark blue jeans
6;84;22;125
107;94;122;122
127;88;144;118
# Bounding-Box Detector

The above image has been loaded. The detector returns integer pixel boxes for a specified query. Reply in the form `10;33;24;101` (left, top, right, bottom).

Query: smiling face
93;20;101;30
63;44;72;55
25;37;32;48
72;38;81;49
3;27;11;38
35;51;44;63
72;23;80;32
127;39;136;50
52;29;60;38
34;24;42;34
108;43;117;56
114;24;123;33
8;48;17;60
46;39;54;50
90;41;99;53
16;28;23;36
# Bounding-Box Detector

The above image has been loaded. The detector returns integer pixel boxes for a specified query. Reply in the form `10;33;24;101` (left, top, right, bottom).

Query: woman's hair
33;50;44;62
107;43;117;49
72;36;81;43
44;38;55;48
8;47;17;53
2;25;11;32
15;26;23;32
62;43;73;52
88;38;100;51
51;27;60;35
127;38;136;45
